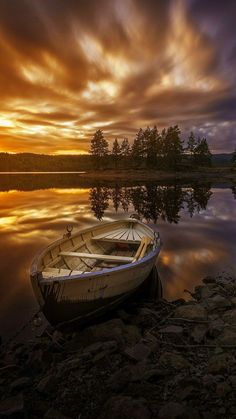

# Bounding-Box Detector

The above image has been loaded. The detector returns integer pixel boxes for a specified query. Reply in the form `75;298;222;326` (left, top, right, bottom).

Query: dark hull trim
42;267;162;327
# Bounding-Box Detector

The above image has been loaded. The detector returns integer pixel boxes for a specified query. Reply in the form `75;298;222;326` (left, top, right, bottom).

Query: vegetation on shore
0;125;235;173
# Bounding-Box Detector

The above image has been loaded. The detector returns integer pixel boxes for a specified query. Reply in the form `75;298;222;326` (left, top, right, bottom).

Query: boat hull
30;219;162;326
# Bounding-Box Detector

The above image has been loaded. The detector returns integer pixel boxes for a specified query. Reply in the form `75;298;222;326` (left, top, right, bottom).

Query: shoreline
1;274;236;418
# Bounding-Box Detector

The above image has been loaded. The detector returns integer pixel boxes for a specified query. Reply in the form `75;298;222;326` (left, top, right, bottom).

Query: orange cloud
0;0;235;154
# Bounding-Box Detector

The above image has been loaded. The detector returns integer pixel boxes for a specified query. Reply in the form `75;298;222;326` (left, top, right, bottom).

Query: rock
37;374;57;394
158;402;185;419
98;396;151;419
44;408;72;418
222;308;236;324
217;325;236;345
10;377;31;392
124;342;151;362
231;297;236;306
208;318;225;338
208;353;235;374
202;276;216;284
203;295;231;312
174;304;207;321
216;382;231;397
124;325;142;345
191;324;208;343
82;319;141;347
200;285;218;299
159;325;184;336
159;352;191;371
0;393;24;417
108;362;147;391
26;348;51;373
229;375;236;389
83;340;117;355
202;374;215;386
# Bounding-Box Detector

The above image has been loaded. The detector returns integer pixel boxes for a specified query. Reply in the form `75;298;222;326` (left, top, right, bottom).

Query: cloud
0;0;235;153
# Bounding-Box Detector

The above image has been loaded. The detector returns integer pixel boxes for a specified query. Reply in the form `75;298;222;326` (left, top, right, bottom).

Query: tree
131;128;145;166
231;149;236;167
120;138;130;157
187;131;197;163
146;126;161;168
161;125;183;170
112;138;121;168
90;130;109;168
193;138;212;167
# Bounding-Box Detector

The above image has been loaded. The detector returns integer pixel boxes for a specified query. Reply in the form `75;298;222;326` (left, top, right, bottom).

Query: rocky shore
1;274;236;419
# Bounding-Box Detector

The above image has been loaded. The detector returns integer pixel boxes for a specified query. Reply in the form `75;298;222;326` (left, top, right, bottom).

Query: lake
0;173;236;339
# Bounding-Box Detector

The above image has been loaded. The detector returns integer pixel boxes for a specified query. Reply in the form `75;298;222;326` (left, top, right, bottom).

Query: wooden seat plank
59;251;133;263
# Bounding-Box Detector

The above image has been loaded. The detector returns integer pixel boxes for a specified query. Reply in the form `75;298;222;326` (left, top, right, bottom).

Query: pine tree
131;128;145;166
90;130;109;169
231;149;236;167
162;125;183;170
193;137;212;167
187;131;196;163
112;138;121;168
146;126;161;168
120;138;130;156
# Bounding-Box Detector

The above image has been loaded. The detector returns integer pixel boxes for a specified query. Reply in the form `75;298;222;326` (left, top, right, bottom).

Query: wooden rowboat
30;218;161;325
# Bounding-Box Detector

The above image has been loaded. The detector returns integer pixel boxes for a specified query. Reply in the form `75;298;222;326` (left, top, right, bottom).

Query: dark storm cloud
0;0;235;153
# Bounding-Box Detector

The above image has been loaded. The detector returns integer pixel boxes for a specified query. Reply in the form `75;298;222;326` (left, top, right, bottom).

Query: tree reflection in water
89;182;213;223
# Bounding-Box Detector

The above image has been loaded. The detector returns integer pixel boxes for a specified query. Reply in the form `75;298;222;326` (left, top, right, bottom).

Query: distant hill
212;153;233;166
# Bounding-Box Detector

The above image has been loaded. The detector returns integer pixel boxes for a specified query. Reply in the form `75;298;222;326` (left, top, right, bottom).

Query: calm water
0;173;236;339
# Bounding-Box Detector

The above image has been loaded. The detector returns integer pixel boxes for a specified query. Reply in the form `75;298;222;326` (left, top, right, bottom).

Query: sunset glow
0;0;235;154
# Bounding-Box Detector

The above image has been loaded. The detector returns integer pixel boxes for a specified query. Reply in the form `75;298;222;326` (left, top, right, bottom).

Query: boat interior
39;220;155;279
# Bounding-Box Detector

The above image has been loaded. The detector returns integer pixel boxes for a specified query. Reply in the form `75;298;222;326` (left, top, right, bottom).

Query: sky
0;0;235;154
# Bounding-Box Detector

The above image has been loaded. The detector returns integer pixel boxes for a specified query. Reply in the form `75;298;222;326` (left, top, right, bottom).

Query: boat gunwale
30;219;155;273
34;245;161;285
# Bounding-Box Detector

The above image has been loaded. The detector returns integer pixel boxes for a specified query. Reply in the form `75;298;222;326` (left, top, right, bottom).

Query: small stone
158;402;185;419
223;308;236;324
191;324;208;343
98;396;151;419
203;276;216;284
124;342;151;362
10;377;31;391
208;353;235;374
108;362;147;391
44;408;72;418
216;382;231;396
229;375;236;388
159;325;183;335
174;304;207;321
159;352;191;371
0;393;24;417
217;326;236;345
37;374;56;394
231;297;236;306
208;318;225;338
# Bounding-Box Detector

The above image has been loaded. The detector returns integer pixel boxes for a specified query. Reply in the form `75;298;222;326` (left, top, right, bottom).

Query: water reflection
89;183;212;223
0;175;235;338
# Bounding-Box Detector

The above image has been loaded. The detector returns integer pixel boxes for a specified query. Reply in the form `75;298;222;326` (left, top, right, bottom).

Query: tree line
90;126;212;170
